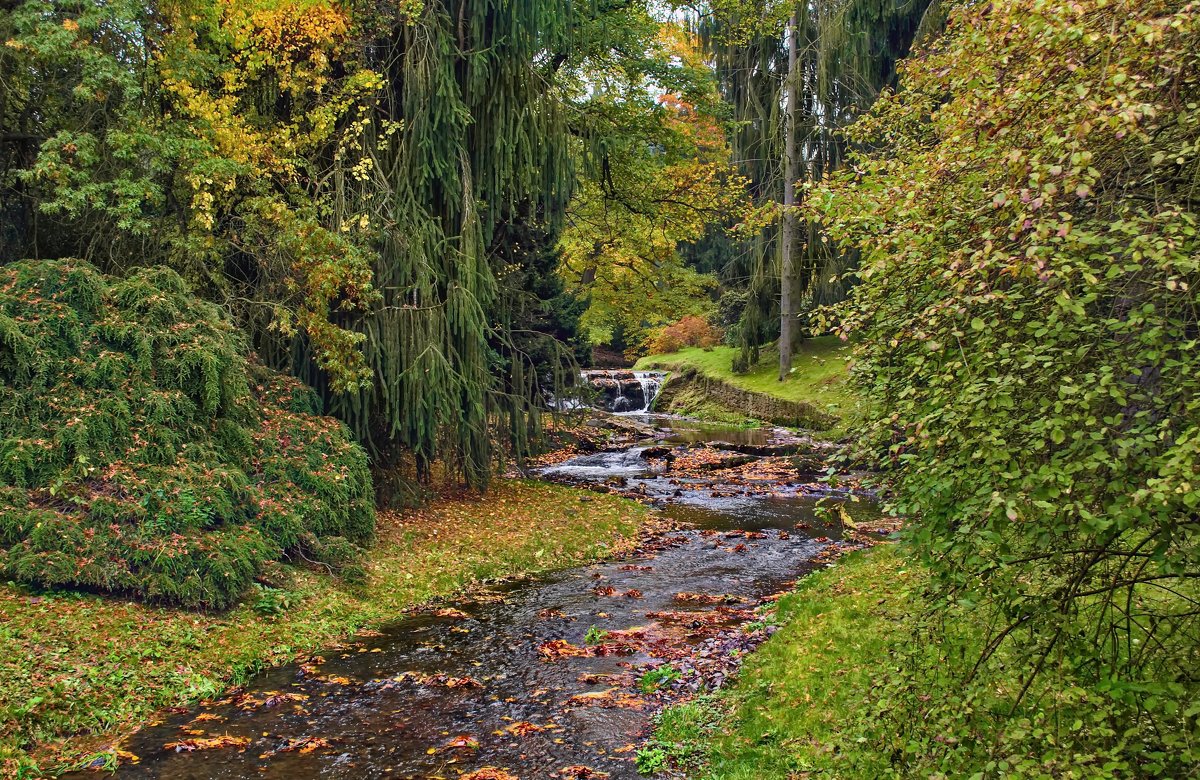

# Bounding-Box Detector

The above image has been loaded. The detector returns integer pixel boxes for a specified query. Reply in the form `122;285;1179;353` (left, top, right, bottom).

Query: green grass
0;481;650;776
651;545;915;778
635;337;863;431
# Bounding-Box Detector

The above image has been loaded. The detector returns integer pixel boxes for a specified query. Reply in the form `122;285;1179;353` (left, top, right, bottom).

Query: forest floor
0;481;652;776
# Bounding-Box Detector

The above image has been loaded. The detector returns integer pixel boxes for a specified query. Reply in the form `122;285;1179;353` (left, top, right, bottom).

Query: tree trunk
779;11;798;381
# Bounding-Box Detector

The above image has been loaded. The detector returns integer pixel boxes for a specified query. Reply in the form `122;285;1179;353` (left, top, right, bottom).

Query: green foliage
635;745;668;775
810;0;1200;772
695;0;930;361
251;585;297;618
0;259;374;609
638;665;681;693
583;625;609;645
557;32;749;356
0;0;381;391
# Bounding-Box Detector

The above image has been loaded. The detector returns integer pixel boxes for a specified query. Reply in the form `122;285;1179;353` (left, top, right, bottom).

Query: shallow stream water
88;417;873;780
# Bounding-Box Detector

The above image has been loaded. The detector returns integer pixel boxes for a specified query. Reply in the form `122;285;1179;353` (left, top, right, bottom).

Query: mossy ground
635;337;864;435
0;480;651;776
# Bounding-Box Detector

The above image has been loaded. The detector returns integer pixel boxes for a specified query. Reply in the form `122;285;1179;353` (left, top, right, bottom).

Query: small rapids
85;416;877;780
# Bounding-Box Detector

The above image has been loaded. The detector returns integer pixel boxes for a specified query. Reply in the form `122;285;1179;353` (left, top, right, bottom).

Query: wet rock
710;441;806;457
583;413;657;438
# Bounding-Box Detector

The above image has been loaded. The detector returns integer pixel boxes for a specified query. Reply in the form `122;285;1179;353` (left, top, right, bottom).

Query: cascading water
633;372;662;413
579;370;665;413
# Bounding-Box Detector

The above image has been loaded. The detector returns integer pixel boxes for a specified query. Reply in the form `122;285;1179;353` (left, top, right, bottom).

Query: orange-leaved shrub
646;315;721;355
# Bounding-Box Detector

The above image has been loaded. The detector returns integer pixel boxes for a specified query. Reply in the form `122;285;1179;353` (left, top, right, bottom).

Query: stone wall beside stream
654;367;838;431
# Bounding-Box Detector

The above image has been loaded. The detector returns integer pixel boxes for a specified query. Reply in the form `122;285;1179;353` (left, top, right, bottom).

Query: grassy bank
634;337;861;431
1;481;650;776
649;545;915;778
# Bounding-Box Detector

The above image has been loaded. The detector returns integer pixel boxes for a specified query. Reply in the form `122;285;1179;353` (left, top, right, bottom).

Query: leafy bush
0;260;375;609
583;625;609;645
810;0;1200;772
646;315;721;355
638;665;681;693
635;746;668;775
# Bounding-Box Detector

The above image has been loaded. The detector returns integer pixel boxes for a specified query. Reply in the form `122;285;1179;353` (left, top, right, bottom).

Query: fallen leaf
538;639;590;660
163;735;250;753
460;769;518;780
503;721;544;737
444;676;483;689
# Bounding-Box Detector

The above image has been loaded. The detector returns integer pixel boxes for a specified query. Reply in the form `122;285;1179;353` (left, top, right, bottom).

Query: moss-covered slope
0;260;374;609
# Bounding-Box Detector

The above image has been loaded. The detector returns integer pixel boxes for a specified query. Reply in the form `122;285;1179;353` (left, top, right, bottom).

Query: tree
779;11;798;379
557;86;748;355
3;0;727;487
693;0;931;370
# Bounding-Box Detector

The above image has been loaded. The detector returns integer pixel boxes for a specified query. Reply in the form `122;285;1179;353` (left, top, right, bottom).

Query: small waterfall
579;370;666;413
634;372;662;412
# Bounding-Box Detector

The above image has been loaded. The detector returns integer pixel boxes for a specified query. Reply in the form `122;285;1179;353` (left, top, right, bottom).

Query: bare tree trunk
779;11;798;381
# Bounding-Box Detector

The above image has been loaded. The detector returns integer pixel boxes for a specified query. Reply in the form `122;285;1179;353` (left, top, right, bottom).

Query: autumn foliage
0;260;374;608
645;316;721;355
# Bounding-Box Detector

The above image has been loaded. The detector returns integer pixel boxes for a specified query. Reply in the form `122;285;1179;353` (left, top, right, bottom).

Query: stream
88;415;878;780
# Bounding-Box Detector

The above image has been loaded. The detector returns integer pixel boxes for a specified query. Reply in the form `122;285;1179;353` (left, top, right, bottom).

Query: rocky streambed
76;415;886;780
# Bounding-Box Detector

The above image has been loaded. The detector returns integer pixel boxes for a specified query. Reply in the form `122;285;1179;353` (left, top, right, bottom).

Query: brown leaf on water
674;592;743;605
538;639;590;660
623;589;643;598
434;607;471;619
592;585;618;596
444;675;483;689
502;721;544;737
259;736;334;758
163;735;250;753
191;713;224;723
559;767;610;779
460;769;518;780
566;689;646;709
445;734;480;749
115;748;140;765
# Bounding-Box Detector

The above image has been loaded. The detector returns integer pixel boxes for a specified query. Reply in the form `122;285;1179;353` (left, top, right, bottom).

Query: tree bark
779;11;798;381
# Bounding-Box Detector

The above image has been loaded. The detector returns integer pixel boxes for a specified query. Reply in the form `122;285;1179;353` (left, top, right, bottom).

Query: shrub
810;0;1200;772
645;315;721;355
0;259;375;609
